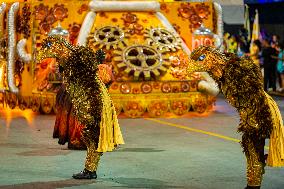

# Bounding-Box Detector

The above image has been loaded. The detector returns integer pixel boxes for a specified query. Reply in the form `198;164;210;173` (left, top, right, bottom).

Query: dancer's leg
242;134;266;188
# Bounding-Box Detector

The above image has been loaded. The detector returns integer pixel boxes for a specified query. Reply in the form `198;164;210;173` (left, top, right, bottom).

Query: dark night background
224;1;284;39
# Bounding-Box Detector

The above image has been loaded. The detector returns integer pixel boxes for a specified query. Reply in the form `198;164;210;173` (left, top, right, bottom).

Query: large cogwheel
113;44;170;80
144;27;182;52
88;26;129;50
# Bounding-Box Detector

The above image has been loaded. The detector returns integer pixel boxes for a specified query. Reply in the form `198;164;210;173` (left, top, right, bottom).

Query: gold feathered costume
187;46;284;188
38;36;124;172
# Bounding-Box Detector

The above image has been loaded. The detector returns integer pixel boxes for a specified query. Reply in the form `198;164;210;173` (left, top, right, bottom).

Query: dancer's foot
245;185;260;189
72;169;97;179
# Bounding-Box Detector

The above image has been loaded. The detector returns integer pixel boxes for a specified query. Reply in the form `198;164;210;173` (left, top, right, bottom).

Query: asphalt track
0;95;283;189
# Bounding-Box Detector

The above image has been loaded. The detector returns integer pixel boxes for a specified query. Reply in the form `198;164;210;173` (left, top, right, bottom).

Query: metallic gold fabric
265;92;284;167
187;46;284;187
38;36;124;153
242;135;265;186
84;141;103;172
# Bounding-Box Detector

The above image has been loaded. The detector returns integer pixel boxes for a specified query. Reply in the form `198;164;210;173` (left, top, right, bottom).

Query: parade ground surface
0;95;284;189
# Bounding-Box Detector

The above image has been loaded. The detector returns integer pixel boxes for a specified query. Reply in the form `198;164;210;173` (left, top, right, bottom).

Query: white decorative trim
198;72;219;96
77;11;96;46
0;3;7;92
7;2;19;93
89;1;160;12
17;39;31;63
213;2;224;51
0;3;6;38
0;3;6;16
155;12;191;56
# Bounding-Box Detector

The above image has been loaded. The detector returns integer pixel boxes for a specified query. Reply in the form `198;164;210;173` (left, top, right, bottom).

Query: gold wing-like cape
63;46;124;152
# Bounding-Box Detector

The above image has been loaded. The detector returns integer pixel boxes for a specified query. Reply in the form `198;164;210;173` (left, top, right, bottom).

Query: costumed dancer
37;36;124;179
49;24;86;149
187;46;284;189
51;24;115;150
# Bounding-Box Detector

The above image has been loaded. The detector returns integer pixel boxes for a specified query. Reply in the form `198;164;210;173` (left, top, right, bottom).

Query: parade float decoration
0;0;223;118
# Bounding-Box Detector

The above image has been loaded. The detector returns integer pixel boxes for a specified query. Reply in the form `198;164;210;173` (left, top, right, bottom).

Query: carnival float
0;0;223;118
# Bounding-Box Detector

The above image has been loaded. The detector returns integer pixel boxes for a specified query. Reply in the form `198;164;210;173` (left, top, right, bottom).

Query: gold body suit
188;46;284;188
38;36;124;172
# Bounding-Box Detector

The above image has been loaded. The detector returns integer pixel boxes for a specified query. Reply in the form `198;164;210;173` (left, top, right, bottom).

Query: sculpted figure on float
187;45;284;189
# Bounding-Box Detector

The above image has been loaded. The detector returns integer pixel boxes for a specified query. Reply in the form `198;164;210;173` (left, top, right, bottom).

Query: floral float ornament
34;3;48;20
68;23;81;44
141;83;152;94
172;24;181;34
171;100;189;116
161;82;171;93
170;53;189;80
124;101;145;118
34;3;68;34
148;101;168;117
121;13;144;35
178;3;210;32
120;82;131;94
17;3;31;38
121;13;138;26
195;3;211;19
53;4;68;21
77;4;88;14
160;3;170;13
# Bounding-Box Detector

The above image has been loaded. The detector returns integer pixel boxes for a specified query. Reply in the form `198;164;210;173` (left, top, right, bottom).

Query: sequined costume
53;64;114;150
187;46;284;188
53;85;86;149
48;23;86;150
37;36;124;176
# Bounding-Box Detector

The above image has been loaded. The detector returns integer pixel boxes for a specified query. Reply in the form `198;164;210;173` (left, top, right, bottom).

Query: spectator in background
223;32;230;52
262;39;278;92
238;28;250;54
271;34;280;47
250;40;262;65
228;35;238;54
275;41;284;92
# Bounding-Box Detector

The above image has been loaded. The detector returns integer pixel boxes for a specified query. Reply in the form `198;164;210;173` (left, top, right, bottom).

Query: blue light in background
245;0;284;3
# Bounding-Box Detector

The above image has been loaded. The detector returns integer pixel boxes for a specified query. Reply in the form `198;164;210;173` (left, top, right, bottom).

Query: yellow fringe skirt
96;80;124;152
265;92;284;167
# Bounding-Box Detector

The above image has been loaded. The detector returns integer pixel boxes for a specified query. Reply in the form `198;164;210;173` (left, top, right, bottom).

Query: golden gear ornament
144;27;182;52
88;26;129;50
113;44;170;80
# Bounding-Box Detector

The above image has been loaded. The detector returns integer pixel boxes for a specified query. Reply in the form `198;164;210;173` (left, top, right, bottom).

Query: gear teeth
163;61;171;66
114;44;171;81
146;38;152;45
117;62;126;68
106;44;111;50
162;54;170;60
159;66;167;72
145;27;183;52
124;67;132;74
91;26;126;51
152;69;160;77
170;47;176;52
118;42;125;49
134;71;140;80
143;71;151;80
113;50;122;55
113;56;123;61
